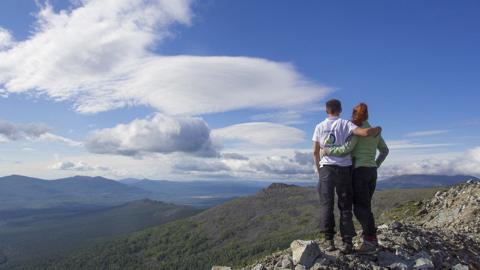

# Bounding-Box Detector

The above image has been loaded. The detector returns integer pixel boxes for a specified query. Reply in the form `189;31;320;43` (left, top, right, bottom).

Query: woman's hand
320;147;331;157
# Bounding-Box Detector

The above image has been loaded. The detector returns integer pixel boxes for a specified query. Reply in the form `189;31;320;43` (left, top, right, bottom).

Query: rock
378;224;389;230
395;247;410;259
413;257;434;269
389;262;409;270
452;263;469;270
212;267;232;270
309;262;326;270
290;240;321;268
252;264;266;270
390;221;403;230
281;256;292;268
294;265;306;270
378;251;409;268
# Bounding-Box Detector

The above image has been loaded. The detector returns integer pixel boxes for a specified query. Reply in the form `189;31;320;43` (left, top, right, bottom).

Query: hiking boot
339;242;353;255
324;239;336;252
356;240;377;255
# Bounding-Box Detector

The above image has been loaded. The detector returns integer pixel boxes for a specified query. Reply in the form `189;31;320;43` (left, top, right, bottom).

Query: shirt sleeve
312;125;320;142
376;136;389;167
346;120;359;135
327;136;358;156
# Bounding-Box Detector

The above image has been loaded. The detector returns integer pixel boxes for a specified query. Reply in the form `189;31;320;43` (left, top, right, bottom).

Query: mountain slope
377;174;478;189
40;184;442;270
0;200;200;269
237;181;480;270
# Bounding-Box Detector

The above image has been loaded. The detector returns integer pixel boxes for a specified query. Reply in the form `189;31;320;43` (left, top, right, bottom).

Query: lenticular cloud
0;0;330;115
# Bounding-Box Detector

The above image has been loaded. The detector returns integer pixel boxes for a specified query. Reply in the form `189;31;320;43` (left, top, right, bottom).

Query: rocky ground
213;180;480;270
416;180;480;242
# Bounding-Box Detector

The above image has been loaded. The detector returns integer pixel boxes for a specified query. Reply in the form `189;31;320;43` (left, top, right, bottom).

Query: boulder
413;257;434;270
290;240;321;268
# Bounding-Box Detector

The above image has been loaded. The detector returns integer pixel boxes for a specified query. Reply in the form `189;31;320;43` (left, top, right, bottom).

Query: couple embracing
312;99;389;254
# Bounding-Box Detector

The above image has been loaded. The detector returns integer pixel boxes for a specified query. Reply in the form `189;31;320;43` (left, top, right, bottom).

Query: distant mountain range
0;175;149;211
1;174;477;212
377;174;478;189
0;175;312;211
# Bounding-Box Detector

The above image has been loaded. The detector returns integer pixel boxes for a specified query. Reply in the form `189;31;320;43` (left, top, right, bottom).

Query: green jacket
327;121;389;168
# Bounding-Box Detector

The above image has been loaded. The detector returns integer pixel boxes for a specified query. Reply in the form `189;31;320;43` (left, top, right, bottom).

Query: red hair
352;103;369;126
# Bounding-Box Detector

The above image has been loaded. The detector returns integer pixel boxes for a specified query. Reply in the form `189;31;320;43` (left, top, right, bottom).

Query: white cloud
39;133;83;147
212;122;305;148
0;27;14;50
220;152;249;160
379;147;480;178
0;0;330;115
50;160;110;172
172;150;315;180
173;158;230;173
405;130;450;137
0;119;49;140
85;113;219;157
0;119;80;146
243;156;314;178
387;140;456;150
250;107;323;125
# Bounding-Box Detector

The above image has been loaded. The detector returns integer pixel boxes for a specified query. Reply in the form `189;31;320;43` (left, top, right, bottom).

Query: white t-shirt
312;116;358;167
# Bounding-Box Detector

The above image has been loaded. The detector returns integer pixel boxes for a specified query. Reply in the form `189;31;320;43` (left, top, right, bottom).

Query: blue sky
0;0;478;180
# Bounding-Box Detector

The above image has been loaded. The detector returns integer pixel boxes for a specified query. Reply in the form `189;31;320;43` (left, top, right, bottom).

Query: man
312;99;381;254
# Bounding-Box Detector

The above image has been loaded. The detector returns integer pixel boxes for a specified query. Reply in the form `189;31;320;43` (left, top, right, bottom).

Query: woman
321;103;389;254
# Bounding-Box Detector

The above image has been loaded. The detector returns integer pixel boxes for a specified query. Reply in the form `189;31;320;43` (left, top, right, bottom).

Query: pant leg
369;169;377;201
334;166;356;242
317;166;335;240
352;167;377;237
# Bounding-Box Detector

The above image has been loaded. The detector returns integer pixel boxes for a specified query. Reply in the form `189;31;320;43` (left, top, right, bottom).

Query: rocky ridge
213;180;480;270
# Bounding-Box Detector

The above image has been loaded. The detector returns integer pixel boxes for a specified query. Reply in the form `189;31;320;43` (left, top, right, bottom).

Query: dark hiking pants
317;165;356;243
352;166;378;238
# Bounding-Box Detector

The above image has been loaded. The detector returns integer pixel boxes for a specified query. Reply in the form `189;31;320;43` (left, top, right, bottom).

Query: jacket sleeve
327;136;358;157
376;136;389;167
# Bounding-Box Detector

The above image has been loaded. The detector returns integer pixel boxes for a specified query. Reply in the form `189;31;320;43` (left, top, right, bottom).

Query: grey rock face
290;240;321;268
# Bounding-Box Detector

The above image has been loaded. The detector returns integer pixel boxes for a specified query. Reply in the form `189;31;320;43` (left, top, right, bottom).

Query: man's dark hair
326;99;342;114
